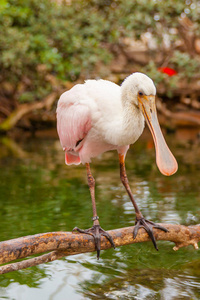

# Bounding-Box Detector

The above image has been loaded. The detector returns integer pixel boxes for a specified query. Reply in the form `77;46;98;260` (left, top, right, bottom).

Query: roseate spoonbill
56;72;178;258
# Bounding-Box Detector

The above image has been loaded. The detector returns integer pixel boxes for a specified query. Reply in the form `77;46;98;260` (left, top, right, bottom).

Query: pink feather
57;100;91;165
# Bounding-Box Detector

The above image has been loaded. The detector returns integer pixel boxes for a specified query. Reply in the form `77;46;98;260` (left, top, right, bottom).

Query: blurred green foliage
0;0;112;102
0;0;200;102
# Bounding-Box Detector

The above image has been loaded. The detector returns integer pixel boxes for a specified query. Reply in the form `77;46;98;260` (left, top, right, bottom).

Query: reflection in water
0;128;200;299
83;271;200;300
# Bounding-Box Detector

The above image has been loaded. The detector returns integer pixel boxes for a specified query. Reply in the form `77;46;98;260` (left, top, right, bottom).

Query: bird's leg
73;163;115;259
119;153;168;250
86;163;99;226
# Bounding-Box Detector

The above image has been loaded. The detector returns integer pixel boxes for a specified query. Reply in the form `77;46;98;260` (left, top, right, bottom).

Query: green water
0;128;200;299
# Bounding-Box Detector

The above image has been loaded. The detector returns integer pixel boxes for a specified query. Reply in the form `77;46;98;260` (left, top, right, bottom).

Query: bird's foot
134;216;168;250
73;224;115;259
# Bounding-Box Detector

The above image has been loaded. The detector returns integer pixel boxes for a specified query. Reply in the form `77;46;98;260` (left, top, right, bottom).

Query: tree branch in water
0;224;199;274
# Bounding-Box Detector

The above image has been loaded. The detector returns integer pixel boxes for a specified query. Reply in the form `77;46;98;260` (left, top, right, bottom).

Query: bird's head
122;72;178;176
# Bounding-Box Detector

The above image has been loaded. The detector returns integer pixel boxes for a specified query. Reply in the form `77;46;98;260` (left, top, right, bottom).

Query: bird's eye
138;91;144;96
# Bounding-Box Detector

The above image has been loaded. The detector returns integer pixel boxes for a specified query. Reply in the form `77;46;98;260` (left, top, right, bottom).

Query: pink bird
57;72;178;258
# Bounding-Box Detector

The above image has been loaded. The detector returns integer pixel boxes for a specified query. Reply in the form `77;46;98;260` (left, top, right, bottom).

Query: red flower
158;67;177;76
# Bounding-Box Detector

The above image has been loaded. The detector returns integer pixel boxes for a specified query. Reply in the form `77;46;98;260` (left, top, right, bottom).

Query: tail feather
65;152;81;165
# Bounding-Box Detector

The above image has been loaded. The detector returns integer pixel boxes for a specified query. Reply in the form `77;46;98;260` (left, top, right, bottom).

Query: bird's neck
119;101;145;146
103;90;145;147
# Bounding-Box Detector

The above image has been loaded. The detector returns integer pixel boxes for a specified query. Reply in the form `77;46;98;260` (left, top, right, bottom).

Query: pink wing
57;102;91;165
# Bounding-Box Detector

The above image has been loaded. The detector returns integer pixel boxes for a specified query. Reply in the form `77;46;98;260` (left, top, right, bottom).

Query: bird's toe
72;224;115;259
134;217;168;251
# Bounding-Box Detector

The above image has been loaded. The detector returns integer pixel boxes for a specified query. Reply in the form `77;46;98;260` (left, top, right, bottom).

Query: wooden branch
156;98;200;127
178;16;196;56
0;91;59;132
0;224;199;274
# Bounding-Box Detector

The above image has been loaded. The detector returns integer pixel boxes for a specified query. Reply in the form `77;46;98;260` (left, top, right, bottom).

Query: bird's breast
100;109;145;147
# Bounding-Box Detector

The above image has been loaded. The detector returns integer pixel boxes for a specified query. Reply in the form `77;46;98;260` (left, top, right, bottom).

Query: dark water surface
0;128;200;299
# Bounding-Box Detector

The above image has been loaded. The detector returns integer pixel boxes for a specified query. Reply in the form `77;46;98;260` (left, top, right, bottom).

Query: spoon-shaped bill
141;97;178;176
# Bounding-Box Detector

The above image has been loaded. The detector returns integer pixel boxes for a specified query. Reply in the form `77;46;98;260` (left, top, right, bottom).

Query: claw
72;226;80;232
144;221;158;251
154;224;168;232
102;232;115;249
72;225;115;259
72;227;90;234
134;217;168;250
133;221;140;239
